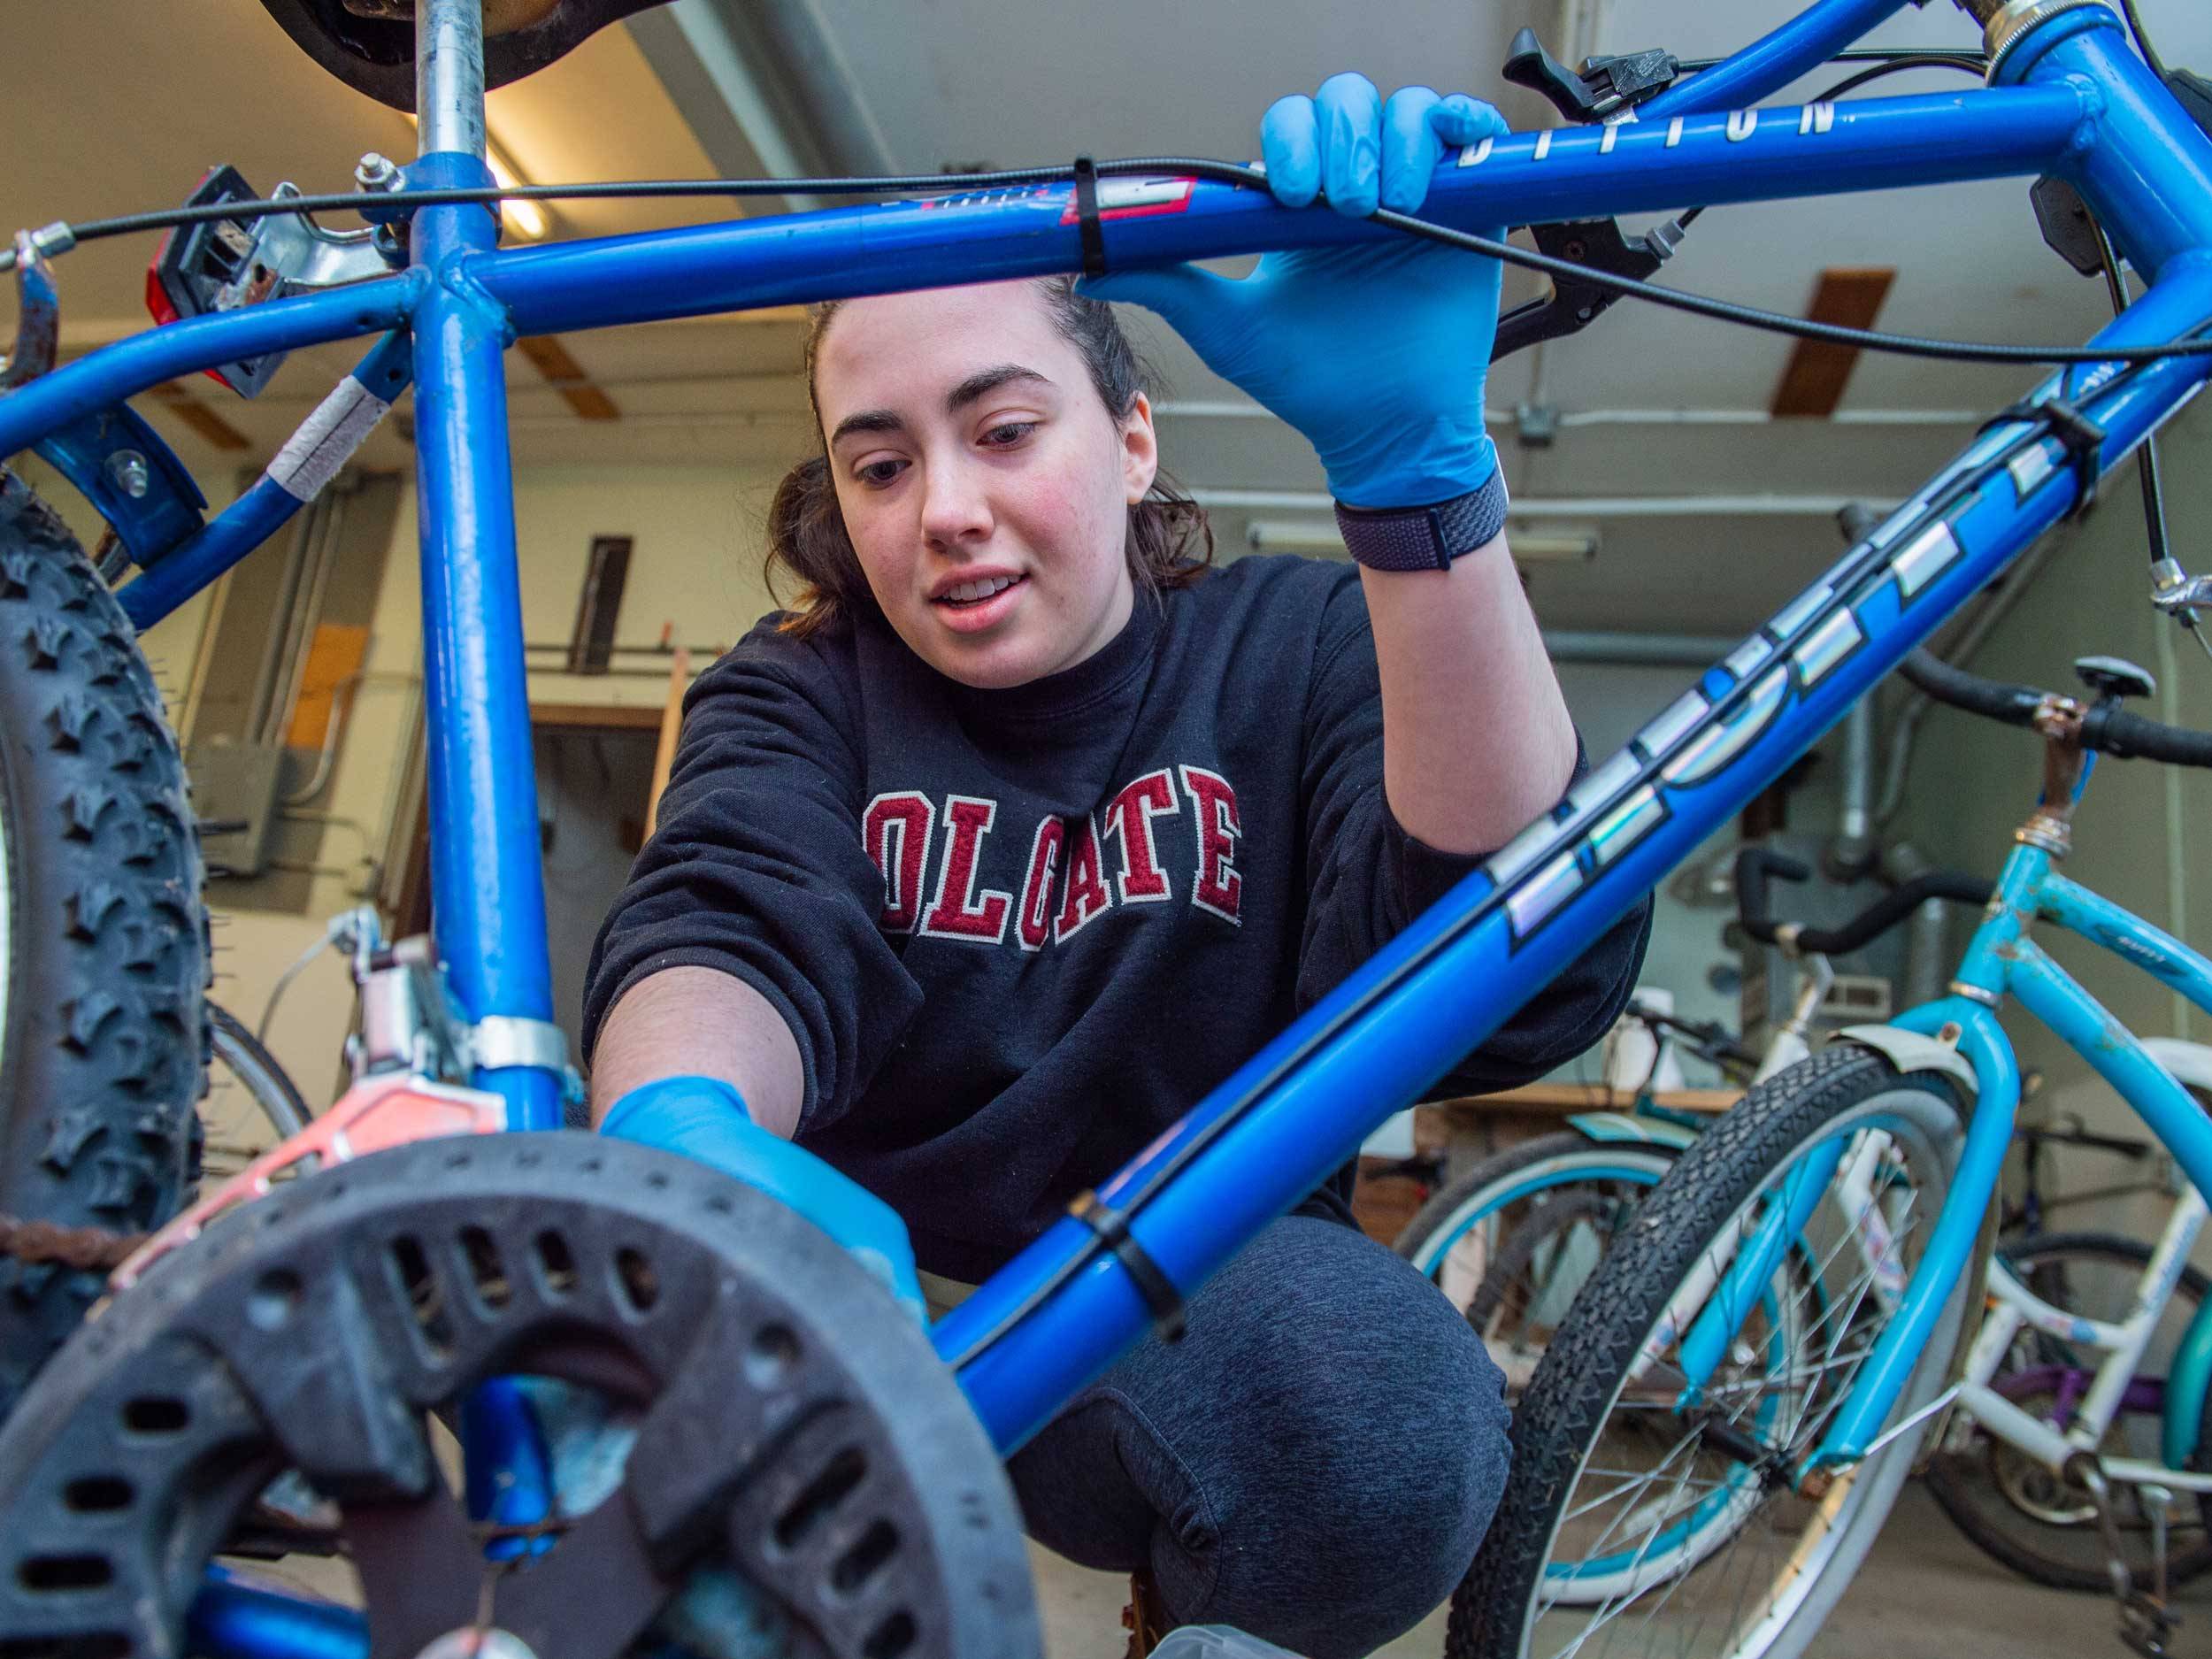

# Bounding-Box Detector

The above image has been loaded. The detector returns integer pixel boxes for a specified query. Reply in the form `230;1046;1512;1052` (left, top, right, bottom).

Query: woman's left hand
1080;73;1508;511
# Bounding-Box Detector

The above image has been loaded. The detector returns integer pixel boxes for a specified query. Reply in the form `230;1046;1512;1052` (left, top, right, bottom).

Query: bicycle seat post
419;0;489;162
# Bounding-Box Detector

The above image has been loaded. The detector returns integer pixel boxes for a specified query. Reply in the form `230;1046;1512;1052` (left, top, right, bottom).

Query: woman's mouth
932;573;1027;632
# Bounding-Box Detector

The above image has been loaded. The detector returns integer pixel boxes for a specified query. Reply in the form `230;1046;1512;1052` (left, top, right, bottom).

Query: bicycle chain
0;1212;145;1271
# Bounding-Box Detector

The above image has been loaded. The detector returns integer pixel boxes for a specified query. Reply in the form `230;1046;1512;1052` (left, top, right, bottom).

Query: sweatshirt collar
945;586;1164;722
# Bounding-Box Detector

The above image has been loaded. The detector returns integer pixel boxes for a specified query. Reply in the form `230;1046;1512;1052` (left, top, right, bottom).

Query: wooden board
1431;1083;1743;1116
1770;267;1895;418
283;623;370;749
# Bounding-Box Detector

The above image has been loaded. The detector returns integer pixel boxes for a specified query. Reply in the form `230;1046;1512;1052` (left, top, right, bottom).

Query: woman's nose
918;453;994;545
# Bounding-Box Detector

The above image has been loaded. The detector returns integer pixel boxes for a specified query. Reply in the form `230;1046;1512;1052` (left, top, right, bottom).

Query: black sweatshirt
584;554;1651;1281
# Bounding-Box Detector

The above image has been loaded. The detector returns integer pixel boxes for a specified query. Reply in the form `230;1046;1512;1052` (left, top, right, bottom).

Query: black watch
1333;470;1510;572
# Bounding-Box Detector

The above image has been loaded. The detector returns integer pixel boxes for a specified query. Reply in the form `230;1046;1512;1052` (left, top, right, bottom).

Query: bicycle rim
1519;1082;1966;1659
1408;1145;1676;1394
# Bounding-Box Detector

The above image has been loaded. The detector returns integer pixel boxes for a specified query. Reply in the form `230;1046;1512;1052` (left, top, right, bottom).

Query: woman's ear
1121;391;1161;503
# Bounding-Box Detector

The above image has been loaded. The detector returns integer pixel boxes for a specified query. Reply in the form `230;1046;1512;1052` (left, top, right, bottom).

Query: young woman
584;75;1650;1657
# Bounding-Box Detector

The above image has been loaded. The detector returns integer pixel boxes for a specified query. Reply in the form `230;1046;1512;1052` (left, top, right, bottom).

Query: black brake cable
8;157;2212;369
1809;53;1990;103
2089;214;2175;569
2116;0;2168;81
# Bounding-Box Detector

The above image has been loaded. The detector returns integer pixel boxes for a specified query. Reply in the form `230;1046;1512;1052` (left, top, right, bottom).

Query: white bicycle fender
1831;1024;1981;1096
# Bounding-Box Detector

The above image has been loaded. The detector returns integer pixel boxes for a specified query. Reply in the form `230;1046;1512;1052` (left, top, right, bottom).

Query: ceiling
5;0;2209;634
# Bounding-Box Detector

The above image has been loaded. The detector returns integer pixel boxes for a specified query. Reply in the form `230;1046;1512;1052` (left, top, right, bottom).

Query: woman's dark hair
764;274;1214;639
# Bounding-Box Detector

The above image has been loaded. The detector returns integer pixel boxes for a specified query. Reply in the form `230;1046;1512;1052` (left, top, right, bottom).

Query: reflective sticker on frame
1769;583;1834;640
1486;810;1570;888
1564;749;1644;818
1662;665;1791;785
1724;635;1775;679
1893;520;1963;599
1588;786;1666;868
1792;607;1863;687
1634;690;1709;758
1478;818;1566;898
2008;443;2055;500
1508;849;1585;941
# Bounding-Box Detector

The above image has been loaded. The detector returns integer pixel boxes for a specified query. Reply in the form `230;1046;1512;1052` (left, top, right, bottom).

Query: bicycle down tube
3;2;2211;1473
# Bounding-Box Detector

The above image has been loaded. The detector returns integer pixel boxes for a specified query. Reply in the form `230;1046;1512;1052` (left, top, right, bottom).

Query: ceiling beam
1770;267;1895;419
516;335;621;421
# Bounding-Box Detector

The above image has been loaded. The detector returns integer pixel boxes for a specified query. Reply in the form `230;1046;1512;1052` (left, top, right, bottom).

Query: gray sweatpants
999;1213;1512;1659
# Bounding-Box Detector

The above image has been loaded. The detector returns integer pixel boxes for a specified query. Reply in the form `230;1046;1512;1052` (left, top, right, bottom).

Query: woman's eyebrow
946;364;1052;411
827;365;1053;449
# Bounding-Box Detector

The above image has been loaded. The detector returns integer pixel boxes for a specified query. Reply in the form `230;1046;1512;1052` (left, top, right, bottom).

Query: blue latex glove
600;1075;926;1321
1080;73;1509;509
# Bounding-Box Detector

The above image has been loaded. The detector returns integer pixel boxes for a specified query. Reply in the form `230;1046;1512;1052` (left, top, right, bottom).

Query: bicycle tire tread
0;477;206;1420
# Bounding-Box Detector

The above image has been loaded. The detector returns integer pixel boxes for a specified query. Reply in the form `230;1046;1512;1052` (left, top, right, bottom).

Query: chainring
0;1133;1041;1659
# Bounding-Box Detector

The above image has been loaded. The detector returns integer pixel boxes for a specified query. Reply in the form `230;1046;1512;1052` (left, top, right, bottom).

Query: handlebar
1900;648;2212;767
1734;846;1993;956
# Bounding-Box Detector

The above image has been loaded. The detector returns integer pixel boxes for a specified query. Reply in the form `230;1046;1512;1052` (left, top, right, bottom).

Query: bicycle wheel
1923;1231;2212;1591
196;1001;313;1180
0;477;206;1421
1454;1047;1970;1659
1396;1133;1679;1395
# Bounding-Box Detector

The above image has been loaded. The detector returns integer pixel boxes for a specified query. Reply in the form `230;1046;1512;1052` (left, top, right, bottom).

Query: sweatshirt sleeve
580;629;924;1135
1294;569;1652;1092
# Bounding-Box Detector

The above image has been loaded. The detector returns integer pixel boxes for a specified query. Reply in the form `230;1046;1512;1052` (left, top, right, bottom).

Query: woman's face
812;281;1159;688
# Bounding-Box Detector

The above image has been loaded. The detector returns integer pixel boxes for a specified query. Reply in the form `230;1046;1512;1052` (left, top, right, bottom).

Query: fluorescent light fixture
1244;518;1599;562
401;115;549;241
486;150;549;242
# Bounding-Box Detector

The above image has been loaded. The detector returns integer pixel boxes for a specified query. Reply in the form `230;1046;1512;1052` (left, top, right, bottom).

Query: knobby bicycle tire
1452;1047;1969;1659
0;475;207;1422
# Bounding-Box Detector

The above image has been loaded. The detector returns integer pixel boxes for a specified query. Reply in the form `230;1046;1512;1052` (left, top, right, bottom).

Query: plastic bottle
1152;1627;1307;1657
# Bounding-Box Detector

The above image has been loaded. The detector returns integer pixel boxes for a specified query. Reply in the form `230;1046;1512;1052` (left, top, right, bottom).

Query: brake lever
1490;215;1688;362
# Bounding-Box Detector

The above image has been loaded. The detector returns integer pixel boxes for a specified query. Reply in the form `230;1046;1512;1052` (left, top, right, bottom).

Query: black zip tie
1068;1189;1186;1341
1983;396;2106;518
1071;155;1108;278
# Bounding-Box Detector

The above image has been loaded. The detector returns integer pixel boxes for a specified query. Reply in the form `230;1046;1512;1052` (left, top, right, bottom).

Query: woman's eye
981;421;1036;449
856;457;907;487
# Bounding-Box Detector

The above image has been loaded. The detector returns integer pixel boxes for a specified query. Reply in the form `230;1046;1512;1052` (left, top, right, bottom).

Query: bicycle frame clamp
1983;394;2105;518
1071;155;1107;278
1068;1190;1187;1342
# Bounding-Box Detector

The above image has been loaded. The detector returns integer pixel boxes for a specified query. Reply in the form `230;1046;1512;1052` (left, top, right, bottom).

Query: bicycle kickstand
2068;1452;2182;1658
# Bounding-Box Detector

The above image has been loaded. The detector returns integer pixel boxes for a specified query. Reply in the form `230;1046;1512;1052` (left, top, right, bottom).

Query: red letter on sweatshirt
863;791;934;933
1179;765;1243;925
1055;814;1113;944
921;795;1013;942
1016;815;1067;952
1104;768;1177;904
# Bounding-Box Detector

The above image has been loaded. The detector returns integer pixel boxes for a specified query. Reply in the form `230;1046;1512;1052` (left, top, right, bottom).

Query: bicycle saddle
2073;654;2156;702
256;0;666;111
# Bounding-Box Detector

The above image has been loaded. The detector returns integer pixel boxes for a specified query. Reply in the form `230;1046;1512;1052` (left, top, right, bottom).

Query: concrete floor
1029;1483;2166;1658
234;1476;2170;1657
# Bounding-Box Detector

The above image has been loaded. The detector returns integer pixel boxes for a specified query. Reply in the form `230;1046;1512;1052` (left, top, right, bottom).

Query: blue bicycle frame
9;1;2212;1648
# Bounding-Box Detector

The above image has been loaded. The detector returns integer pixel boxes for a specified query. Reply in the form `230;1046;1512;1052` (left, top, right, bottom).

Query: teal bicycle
1396;829;2212;1599
1455;649;2212;1659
